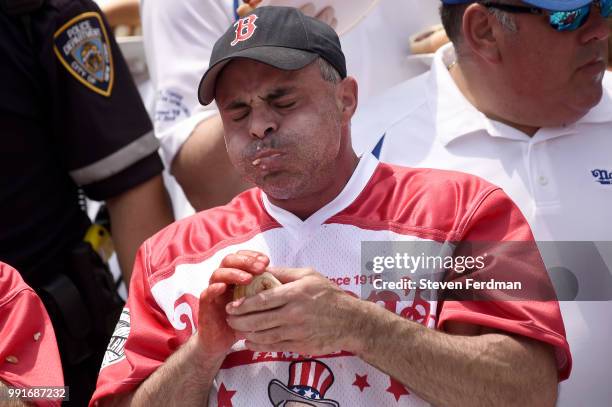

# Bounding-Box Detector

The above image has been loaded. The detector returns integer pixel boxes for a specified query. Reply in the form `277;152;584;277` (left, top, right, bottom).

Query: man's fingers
300;4;337;28
266;267;314;284
226;284;289;315
227;307;287;332
210;267;254;285
299;3;316;17
220;252;268;274
241;326;300;345
199;283;227;306
315;7;335;27
330;17;338;30
235;250;269;263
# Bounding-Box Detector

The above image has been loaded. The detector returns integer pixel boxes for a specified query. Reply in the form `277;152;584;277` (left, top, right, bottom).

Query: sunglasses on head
480;1;612;31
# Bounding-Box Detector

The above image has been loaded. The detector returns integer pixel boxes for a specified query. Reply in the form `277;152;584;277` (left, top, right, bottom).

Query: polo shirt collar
427;43;492;146
428;43;612;146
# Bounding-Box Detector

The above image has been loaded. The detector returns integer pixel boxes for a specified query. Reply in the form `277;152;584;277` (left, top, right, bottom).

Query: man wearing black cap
92;7;569;406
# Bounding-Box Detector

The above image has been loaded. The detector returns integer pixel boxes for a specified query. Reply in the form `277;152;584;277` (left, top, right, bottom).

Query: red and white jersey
0;262;63;407
92;154;571;406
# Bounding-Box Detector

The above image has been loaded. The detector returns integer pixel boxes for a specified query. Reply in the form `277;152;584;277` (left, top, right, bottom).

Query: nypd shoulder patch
53;12;114;97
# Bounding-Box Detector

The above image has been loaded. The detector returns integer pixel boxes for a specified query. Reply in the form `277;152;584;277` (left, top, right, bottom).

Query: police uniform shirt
0;0;163;284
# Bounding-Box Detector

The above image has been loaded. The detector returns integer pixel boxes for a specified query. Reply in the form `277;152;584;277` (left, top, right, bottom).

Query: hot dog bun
233;272;282;300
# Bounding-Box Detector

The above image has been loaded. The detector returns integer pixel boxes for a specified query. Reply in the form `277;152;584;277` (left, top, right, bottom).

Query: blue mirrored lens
549;5;590;31
600;0;612;17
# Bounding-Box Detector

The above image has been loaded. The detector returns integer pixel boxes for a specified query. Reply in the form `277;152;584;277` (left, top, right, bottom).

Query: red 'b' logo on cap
231;15;258;46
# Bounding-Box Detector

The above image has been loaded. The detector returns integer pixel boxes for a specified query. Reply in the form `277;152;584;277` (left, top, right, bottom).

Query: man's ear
462;3;503;64
337;76;358;121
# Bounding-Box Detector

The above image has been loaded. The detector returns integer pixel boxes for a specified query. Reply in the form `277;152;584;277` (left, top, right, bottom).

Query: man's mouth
578;55;606;72
251;150;284;167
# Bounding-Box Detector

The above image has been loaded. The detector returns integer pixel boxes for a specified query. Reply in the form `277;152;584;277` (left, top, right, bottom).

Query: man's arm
101;0;140;28
97;251;269;407
171;115;251;211
106;175;174;283
227;268;559;407
348;300;558;407
101;337;223;407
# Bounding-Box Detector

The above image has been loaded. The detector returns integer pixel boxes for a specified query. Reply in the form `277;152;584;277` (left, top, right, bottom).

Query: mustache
241;134;292;161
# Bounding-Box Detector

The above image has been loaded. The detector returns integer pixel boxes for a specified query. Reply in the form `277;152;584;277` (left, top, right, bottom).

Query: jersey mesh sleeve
0;263;63;406
43;0;163;200
437;188;572;381
90;242;179;406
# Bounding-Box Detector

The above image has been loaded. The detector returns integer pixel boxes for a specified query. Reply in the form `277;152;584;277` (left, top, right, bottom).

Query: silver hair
318;57;341;84
488;7;518;32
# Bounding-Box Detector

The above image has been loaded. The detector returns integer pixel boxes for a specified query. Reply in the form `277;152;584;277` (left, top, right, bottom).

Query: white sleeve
141;0;234;168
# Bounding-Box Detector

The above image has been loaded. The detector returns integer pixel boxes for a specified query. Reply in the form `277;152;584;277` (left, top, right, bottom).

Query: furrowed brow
223;100;250;111
259;87;297;102
222;87;298;110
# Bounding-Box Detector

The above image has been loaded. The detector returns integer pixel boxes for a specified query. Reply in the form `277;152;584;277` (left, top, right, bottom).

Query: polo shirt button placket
529;140;560;205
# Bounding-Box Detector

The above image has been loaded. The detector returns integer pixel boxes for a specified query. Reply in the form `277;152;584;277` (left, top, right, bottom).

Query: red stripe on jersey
220;350;354;369
146;189;281;285
332;163;503;242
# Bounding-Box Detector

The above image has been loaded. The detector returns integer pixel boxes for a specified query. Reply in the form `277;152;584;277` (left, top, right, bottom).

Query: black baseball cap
197;6;347;106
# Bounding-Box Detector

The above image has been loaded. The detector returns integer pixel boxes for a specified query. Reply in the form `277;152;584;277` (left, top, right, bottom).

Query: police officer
0;0;174;404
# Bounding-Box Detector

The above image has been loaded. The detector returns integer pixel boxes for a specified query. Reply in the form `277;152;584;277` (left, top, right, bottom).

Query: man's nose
579;4;611;44
249;108;278;140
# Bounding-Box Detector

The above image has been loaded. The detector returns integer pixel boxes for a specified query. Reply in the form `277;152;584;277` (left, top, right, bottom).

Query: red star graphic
217;383;236;407
352;373;371;392
386;377;409;402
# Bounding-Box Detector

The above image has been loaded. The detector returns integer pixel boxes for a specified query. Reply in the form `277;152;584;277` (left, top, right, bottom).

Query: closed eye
231;110;249;121
275;101;296;109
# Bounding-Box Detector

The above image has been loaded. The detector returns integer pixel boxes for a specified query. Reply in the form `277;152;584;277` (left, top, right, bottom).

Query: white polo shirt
141;0;440;219
352;43;612;406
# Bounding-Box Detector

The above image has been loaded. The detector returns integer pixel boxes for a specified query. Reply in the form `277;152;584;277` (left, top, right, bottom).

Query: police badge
53;12;114;97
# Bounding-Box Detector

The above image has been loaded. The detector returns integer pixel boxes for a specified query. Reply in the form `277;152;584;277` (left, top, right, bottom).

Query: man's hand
225;267;359;355
237;2;337;30
300;4;337;30
101;251;272;407
196;250;270;358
